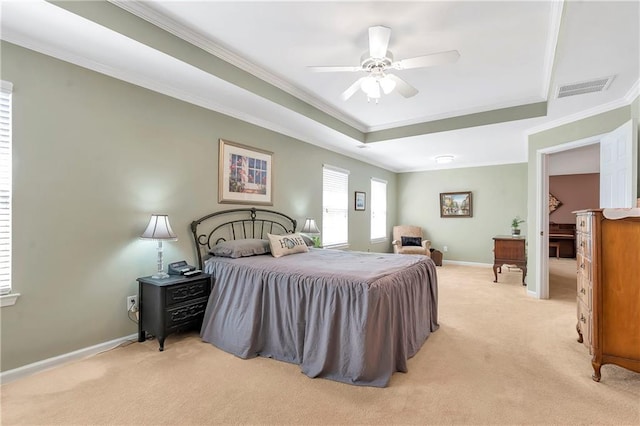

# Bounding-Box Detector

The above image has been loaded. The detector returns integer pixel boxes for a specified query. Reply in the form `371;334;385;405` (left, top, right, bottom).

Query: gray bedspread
201;249;438;387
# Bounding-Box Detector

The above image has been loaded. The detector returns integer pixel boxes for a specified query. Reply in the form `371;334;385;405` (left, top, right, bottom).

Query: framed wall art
355;191;366;211
218;139;273;205
440;191;472;217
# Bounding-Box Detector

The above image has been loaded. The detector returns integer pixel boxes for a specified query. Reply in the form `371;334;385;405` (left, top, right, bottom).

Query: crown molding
524;94;634;137
365;96;545;133
542;0;565;99
624;78;639;103
109;0;368;133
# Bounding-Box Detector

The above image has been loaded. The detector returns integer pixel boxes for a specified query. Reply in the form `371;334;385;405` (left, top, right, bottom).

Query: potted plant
511;217;525;236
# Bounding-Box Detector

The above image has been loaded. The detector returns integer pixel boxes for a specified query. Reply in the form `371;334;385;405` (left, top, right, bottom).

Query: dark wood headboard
190;207;297;269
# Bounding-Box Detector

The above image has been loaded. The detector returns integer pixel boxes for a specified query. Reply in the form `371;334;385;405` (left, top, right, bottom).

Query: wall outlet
443;245;448;252
127;295;138;312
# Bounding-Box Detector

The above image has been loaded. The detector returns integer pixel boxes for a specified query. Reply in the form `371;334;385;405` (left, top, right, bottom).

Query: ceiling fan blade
392;50;460;70
386;74;418;98
340;77;367;101
369;26;391;59
307;66;362;73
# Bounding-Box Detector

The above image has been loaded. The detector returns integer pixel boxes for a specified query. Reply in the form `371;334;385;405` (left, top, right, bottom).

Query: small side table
137;273;213;351
430;249;443;266
492;236;527;285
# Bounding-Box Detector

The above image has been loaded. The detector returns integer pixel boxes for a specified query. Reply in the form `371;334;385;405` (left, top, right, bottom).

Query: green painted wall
526;98;639;294
397;163;527;264
0;42;396;371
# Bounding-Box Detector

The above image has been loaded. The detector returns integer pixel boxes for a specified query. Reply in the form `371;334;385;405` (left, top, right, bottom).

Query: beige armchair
392;225;431;256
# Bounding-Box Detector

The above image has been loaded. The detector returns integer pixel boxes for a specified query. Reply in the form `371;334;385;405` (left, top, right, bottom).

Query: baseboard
0;333;138;384
442;260;493;267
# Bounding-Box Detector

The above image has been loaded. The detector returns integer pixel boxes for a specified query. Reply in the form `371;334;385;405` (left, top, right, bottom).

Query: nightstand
137;273;213;351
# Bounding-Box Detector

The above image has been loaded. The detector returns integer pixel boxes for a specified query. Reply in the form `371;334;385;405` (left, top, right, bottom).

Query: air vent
556;76;615;98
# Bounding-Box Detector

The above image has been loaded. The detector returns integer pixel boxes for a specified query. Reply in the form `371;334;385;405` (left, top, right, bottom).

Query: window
370;178;387;241
322;165;349;247
0;81;12;299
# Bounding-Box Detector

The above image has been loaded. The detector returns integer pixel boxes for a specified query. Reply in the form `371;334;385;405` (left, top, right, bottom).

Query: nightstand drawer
166;279;209;307
166;299;208;328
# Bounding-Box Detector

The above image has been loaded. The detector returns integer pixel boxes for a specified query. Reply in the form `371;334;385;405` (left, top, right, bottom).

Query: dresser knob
580;314;586;323
580;288;586;294
580;263;585;269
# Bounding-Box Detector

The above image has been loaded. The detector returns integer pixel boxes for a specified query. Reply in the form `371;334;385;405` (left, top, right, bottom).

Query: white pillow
267;233;309;258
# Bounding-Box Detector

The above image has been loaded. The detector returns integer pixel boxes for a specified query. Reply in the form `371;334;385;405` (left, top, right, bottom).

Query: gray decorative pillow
267;233;309;258
210;239;270;258
401;236;422;247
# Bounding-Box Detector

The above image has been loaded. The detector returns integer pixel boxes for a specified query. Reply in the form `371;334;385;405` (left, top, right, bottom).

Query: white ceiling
1;1;638;173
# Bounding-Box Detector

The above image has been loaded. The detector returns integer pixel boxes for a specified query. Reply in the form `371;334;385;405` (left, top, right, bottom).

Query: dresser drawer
577;255;591;283
576;270;592;308
576;215;591;235
166;279;210;307
577;301;591;351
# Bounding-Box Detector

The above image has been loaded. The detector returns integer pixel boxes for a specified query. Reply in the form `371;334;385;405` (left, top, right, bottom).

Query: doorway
534;119;634;299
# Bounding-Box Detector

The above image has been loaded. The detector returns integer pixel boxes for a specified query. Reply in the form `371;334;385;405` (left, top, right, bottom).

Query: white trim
525;95;634;136
369;237;388;244
0;81;13;93
109;0;367;133
0;333;138;384
624;78;640;103
442;260;493;268
527;289;538;298
370;177;387;184
541;1;565;99
322;164;351;175
535;151;549;299
0;293;20;307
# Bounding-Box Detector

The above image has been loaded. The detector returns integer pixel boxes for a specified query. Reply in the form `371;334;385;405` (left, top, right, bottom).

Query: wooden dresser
575;209;640;381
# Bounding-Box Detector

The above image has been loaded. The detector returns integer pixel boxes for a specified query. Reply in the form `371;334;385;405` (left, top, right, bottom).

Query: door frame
534;134;604;299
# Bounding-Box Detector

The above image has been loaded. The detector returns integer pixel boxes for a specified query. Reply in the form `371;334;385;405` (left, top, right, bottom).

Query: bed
191;208;438;387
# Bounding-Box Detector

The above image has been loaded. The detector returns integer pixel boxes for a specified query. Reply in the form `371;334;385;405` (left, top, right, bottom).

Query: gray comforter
201;249;438;387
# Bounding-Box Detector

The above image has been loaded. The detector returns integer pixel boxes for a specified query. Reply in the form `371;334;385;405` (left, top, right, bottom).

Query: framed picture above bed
218;139;273;205
440;191;472;217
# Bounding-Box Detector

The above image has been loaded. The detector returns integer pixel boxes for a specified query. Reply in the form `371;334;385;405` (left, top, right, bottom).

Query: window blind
322;165;349;247
370;178;387;240
0;81;12;295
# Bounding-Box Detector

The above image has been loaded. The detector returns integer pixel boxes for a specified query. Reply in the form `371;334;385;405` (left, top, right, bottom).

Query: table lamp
301;218;321;248
140;214;177;279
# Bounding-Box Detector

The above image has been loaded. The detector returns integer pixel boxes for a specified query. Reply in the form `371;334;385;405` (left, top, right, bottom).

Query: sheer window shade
0;82;12;295
322;165;349;247
370;178;387;240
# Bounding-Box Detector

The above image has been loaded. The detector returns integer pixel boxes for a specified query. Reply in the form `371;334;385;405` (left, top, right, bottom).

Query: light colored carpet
2;260;639;425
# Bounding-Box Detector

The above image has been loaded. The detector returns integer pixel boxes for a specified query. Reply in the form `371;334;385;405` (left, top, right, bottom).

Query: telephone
168;260;202;277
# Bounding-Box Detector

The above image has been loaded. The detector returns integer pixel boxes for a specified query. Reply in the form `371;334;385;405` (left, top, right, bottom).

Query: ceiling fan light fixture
379;75;396;94
435;155;455;164
361;76;381;98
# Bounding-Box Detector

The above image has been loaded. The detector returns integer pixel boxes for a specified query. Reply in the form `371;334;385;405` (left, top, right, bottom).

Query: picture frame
355;191;366;211
440;191;472;217
218;139;273;205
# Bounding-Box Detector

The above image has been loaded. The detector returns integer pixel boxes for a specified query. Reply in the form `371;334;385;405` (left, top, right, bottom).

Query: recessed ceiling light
435;155;454;164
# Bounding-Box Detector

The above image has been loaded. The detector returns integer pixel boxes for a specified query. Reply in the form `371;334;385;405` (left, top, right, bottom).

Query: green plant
511;217;525;229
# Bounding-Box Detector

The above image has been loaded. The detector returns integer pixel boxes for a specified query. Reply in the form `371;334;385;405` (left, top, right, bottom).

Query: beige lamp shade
301;218;320;234
140;214;177;241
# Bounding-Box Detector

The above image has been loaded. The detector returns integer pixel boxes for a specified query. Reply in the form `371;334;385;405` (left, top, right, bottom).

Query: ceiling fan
308;26;460;102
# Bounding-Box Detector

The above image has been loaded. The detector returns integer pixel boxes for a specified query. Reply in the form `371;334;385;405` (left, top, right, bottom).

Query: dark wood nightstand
137;273;213;351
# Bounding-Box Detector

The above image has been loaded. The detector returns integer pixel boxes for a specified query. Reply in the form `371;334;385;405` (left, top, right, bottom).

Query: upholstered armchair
392;225;431;256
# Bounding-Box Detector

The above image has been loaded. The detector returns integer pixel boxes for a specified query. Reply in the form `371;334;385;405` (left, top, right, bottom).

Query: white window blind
370;178;387;240
322;165;349;247
0;81;12;295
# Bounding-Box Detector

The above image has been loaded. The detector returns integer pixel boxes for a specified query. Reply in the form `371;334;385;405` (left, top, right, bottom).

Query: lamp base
151;271;170;279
